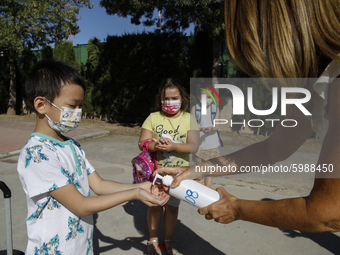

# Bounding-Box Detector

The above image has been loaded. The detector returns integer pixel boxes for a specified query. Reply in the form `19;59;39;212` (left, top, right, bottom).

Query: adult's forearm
195;140;275;178
235;197;332;232
174;142;198;154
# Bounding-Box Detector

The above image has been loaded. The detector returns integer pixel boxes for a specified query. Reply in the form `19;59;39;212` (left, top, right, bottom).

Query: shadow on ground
280;229;340;254
93;200;225;254
262;198;340;255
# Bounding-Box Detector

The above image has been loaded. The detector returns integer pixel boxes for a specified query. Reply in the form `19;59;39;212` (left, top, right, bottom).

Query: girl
139;78;199;255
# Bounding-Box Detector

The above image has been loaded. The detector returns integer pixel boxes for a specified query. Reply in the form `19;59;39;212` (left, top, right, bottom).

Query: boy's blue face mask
44;98;82;133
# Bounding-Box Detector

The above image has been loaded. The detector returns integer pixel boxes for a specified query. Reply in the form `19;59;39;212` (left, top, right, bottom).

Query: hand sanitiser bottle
153;173;220;208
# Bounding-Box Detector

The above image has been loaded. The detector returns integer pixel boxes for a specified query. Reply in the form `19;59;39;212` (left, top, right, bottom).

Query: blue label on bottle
185;189;199;204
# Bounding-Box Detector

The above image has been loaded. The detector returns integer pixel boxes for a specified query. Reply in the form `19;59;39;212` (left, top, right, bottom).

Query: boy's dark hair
25;59;86;112
155;78;189;112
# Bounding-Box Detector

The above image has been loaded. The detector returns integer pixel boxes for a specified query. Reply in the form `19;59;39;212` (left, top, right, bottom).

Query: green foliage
20;47;38;111
82;37;102;115
0;0;93;51
0;26;236;121
86;32;190;123
100;0;224;36
86;38;101;72
100;0;224;77
0;0;93;114
41;45;53;59
0;50;10;114
53;41;80;71
20;48;38;79
187;30;213;77
49;0;94;41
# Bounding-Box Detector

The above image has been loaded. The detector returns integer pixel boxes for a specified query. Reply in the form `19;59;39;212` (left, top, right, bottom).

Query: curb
0;130;110;159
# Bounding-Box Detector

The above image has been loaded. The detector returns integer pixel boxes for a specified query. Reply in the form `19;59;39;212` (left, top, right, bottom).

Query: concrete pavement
1;120;339;254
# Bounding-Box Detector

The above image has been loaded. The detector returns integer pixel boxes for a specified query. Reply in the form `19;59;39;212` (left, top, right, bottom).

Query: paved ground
0;120;108;157
1;119;339;255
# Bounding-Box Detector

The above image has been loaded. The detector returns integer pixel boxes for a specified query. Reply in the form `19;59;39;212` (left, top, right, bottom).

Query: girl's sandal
164;239;178;255
147;239;161;255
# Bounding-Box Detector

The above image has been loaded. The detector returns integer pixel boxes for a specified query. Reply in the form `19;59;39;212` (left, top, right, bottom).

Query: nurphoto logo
197;82;222;115
192;78;313;129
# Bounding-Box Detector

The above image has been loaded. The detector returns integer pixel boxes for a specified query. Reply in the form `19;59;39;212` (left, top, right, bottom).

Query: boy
17;59;168;255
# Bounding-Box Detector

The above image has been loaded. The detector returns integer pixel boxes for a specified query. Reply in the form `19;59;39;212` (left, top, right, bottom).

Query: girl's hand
198;187;239;224
155;140;176;152
158;138;172;145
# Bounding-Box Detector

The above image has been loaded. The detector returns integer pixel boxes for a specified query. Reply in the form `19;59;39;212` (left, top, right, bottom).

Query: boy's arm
49;179;168;217
88;171;150;195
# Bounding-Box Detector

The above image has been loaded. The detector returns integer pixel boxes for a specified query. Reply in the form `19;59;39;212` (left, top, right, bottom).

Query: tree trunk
7;54;16;115
212;36;220;78
211;36;221;108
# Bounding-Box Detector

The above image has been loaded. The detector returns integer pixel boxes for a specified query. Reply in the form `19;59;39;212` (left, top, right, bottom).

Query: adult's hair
155;78;189;112
25;59;86;112
225;0;340;79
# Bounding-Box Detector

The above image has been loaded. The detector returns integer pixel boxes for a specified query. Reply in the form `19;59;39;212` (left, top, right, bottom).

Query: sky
68;0;195;46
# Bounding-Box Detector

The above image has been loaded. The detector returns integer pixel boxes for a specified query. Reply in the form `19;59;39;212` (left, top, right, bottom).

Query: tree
0;47;10;114
50;0;94;41
41;45;53;59
100;0;224;77
188;30;213;77
82;37;102;118
20;47;38;113
87;32;190;123
0;0;93;115
53;40;80;70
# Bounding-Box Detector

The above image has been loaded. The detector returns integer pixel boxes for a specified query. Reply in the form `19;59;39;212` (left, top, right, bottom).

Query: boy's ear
34;97;47;115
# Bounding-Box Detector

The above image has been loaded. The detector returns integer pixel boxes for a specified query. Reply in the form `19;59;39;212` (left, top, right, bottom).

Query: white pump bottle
153;173;220;208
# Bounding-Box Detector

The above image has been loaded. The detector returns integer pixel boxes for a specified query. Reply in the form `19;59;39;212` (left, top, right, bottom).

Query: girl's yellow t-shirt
142;111;199;168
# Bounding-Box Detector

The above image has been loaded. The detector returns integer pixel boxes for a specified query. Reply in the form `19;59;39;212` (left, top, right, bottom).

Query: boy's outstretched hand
137;181;170;207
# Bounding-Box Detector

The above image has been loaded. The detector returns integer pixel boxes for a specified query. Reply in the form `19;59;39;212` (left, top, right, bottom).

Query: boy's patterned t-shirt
17;133;95;255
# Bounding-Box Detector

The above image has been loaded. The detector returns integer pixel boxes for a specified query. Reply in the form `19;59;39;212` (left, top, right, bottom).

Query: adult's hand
153;166;191;188
198;187;239;224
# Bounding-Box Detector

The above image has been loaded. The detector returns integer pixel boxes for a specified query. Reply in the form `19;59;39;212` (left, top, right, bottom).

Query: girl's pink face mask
161;100;181;114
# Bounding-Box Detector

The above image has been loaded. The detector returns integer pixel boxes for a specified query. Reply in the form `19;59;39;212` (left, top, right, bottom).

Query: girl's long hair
225;0;340;80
